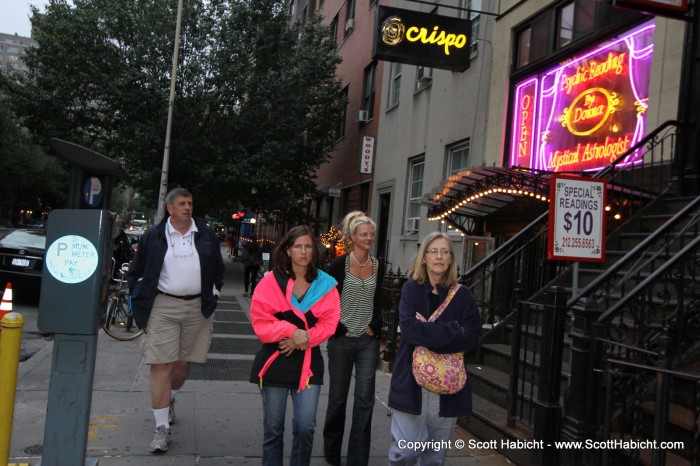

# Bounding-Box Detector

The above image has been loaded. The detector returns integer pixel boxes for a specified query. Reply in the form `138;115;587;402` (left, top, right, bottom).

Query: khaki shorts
140;294;213;364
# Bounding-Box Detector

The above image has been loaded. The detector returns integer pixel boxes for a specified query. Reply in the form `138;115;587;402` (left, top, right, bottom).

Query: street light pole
155;0;184;224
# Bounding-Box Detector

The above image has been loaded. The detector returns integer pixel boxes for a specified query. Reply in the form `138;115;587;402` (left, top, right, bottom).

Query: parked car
0;229;46;283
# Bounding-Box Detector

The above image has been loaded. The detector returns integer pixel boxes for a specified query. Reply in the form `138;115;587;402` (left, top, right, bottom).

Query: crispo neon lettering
405;25;467;56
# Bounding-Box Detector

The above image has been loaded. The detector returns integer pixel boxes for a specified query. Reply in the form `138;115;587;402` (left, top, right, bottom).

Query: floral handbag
412;284;467;395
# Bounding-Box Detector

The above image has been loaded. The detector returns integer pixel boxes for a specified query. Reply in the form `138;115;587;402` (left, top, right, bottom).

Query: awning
423;167;551;234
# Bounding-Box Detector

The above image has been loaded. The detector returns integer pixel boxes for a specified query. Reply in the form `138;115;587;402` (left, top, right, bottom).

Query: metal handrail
568;194;700;308
461;120;683;285
598;234;700;323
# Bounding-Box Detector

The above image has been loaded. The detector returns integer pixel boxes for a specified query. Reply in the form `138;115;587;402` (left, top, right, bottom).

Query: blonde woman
323;211;385;466
387;231;481;466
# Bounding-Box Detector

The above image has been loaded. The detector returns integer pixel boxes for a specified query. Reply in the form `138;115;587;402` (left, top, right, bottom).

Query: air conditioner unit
418;76;432;87
357;110;369;122
345;19;355;32
406;217;420;232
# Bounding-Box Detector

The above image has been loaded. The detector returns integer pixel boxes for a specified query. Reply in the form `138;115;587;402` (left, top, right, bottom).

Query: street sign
547;174;606;262
360;136;375;174
45;235;99;284
329;183;342;198
83;176;103;207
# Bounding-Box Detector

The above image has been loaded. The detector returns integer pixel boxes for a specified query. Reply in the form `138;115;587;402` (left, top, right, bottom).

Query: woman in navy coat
388;231;481;465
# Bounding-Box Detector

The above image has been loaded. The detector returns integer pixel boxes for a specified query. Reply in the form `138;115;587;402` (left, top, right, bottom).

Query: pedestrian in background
387;231;481;466
323;211;385;466
127;188;224;454
241;234;263;297
226;232;234;257
249;225;340;466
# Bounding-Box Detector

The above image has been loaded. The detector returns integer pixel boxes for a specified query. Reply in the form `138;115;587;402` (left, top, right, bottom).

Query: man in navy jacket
128;188;224;453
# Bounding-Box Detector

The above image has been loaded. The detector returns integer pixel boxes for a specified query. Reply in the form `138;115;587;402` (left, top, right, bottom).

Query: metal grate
189;359;254;381
210;337;261;355
217;301;242;311
217;310;249;322
214;321;254;335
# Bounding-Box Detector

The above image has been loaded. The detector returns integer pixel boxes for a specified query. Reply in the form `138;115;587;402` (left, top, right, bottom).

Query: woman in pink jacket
249;225;340;466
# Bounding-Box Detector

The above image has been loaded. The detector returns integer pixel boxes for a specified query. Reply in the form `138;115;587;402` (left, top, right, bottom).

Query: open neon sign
510;21;655;172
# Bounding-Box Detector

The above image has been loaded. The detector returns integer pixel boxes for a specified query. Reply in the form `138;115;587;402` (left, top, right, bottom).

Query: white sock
153;408;169;429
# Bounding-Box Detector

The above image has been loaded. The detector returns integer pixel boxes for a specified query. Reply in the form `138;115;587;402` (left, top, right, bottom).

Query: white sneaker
149;425;171;453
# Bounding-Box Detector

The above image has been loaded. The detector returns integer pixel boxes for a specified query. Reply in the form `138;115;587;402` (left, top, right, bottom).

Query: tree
0;90;68;224
7;0;344;222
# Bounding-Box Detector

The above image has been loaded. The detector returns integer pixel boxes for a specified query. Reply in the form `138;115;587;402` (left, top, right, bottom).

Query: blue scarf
292;270;337;312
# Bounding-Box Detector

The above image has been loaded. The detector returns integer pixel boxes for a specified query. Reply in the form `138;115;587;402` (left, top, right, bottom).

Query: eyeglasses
425;248;450;257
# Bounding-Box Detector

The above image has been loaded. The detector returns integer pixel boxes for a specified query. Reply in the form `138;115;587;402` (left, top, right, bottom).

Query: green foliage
0;93;68;224
6;0;344;223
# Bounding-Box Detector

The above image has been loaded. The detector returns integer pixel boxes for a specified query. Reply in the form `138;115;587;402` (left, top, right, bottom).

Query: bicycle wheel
102;295;143;341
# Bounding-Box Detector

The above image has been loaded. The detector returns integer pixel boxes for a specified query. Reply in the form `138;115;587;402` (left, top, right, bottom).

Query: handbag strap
428;283;461;322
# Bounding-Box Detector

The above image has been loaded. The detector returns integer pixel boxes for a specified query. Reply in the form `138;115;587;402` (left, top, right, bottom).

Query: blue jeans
323;333;380;466
261;384;321;466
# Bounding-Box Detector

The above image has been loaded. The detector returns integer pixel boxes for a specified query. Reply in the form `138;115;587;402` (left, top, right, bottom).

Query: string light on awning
428;187;550;221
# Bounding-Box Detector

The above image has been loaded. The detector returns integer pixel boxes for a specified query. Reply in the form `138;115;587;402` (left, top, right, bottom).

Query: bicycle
101;261;143;341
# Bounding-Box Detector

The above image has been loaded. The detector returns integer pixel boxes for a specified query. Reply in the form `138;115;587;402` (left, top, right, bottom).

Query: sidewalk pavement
8;246;511;465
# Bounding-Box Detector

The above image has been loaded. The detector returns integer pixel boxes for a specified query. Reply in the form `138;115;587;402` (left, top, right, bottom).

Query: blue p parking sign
83;176;103;207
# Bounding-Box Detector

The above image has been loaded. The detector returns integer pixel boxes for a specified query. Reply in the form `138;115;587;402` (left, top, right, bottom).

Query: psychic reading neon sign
510;21;655;173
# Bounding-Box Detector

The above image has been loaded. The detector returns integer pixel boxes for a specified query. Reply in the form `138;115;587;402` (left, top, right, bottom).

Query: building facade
0;32;36;76
372;0;494;271
373;0;687;273
291;0;384;254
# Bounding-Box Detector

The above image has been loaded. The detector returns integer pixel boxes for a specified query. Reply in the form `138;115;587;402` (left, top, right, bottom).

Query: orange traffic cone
0;283;12;320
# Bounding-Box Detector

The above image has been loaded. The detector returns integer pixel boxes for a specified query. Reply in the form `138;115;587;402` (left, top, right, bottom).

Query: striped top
340;255;376;337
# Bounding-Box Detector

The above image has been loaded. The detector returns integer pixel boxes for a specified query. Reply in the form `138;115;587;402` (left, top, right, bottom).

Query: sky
1;0;50;37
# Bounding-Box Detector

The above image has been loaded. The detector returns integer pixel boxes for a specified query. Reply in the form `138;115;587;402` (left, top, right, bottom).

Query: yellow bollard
0;312;25;466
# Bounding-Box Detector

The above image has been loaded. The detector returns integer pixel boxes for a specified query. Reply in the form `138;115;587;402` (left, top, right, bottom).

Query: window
415;66;432;91
362;62;377;119
330;14;338;44
448;141;471;176
557;2;575;48
460;0;481;51
388;62;402;107
406;159;424;234
337;86;348;140
346;0;356;20
516;14;548;67
556;1;596;49
345;0;356;37
289;0;296;17
516;0;607;69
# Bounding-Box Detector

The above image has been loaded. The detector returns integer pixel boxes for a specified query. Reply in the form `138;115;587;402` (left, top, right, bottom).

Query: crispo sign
373;6;471;72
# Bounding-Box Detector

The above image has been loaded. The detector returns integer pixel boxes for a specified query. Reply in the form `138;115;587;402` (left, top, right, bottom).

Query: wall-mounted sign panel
360;136;375;174
373;6;471;72
613;0;689;18
548;175;606;262
510;21;655;173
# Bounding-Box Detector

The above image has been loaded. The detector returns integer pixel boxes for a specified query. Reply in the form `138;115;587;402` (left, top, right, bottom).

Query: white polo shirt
158;218;201;296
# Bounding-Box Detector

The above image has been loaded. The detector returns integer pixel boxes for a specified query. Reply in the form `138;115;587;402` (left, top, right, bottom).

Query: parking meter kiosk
37;139;125;466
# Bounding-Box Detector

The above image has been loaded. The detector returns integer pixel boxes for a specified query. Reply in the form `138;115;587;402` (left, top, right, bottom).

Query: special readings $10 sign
547;174;607;262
